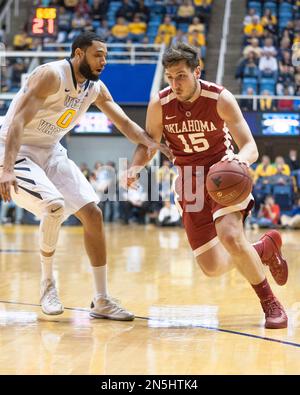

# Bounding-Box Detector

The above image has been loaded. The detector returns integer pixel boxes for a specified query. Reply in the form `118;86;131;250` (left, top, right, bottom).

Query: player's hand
120;167;140;190
0;171;18;202
221;153;249;167
146;141;174;162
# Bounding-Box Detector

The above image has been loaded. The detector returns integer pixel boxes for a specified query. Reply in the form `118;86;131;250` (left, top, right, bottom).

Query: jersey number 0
56;109;76;128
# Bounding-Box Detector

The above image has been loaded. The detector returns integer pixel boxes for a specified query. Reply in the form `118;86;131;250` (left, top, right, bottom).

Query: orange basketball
206;160;253;206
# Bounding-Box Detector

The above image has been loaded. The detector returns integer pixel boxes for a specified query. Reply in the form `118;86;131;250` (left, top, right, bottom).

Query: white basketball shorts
0;143;99;220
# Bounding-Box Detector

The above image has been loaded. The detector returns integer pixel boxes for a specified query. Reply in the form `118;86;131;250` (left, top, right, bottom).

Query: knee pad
39;199;65;253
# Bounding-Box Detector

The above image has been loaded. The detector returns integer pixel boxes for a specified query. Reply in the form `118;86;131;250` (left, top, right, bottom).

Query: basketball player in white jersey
0;32;173;320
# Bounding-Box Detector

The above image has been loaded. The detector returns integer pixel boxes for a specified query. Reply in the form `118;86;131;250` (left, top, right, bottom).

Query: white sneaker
40;279;64;315
90;296;134;321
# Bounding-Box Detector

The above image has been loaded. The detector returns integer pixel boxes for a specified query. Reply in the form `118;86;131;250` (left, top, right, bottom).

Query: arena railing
0;0;20;34
235;95;300;111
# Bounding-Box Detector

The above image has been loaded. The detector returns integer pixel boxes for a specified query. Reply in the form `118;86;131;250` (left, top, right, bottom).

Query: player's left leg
75;203;134;321
47;147;134;321
215;212;287;329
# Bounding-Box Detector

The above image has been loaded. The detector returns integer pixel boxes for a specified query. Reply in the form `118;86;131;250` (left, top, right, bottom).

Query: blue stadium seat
260;78;276;94
273;185;293;211
242;77;258;93
279;2;293;13
264;2;277;15
248;1;262;15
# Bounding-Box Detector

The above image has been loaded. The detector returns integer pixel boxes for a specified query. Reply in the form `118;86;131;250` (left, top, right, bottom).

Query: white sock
40;254;54;282
92;265;108;299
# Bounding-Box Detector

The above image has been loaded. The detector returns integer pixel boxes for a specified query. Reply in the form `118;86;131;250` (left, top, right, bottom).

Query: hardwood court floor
0;223;299;375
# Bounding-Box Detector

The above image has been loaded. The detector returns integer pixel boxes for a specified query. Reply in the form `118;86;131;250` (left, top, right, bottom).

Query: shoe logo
50;207;61;213
166;115;176;120
65;88;70;92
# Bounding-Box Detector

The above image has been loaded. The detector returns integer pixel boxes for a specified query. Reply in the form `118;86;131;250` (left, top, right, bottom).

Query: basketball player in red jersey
125;43;288;329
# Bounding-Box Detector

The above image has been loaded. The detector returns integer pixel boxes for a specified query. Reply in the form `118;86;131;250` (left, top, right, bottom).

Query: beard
79;56;99;81
182;77;199;102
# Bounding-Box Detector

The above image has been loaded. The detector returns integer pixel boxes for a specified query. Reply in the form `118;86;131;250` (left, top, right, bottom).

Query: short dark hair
162;43;200;70
71;32;105;58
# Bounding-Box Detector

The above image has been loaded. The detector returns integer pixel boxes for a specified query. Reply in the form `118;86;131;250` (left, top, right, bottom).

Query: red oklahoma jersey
159;79;234;168
159;80;253;256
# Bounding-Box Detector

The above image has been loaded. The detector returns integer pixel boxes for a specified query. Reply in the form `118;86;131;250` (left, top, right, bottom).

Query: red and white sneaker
257;230;288;286
261;297;288;329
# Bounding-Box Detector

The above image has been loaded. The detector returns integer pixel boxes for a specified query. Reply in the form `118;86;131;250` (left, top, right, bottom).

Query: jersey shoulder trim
159;87;176;106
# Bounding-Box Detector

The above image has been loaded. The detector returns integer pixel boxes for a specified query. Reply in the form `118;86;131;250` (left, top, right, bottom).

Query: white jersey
0;59;102;148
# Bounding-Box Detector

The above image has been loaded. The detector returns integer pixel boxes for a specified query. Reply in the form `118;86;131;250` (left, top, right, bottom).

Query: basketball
206;160;253;206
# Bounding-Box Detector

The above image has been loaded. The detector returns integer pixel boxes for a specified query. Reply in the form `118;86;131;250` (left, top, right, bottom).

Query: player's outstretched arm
217;89;259;166
0;66;60;201
94;83;172;161
124;94;166;188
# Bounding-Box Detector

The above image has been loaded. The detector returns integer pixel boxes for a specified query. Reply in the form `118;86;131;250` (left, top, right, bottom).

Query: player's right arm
125;94;165;188
0;66;60;201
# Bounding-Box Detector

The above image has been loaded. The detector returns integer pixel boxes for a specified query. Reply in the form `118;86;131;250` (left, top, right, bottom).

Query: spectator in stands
122;185;148;225
243;8;259;26
281;197;300;229
286;149;300;172
156;15;177;46
280;22;294;43
134;0;150;23
188;16;205;35
116;0;136;22
75;0;91;16
7;60;27;92
243;55;260;78
258;51;278;79
188;29;206;49
259;90;276;111
111;17;130;43
277;65;295;95
254;155;274;184
262;37;277;57
0;199;23;225
157;160;177;202
80;162;90;180
193;0;212;22
129;14;147;43
58;6;72;34
64;0;79;12
277;87;294;111
278;37;292;61
91;0;109;23
272;156;291;177
68;10;90;40
240;87;255;111
96;19;111;42
92;161;102;179
243;38;262;59
261;8;277;36
176;0;195;24
165;0;178;18
171;30;188;46
13;29;33;50
256;195;281;228
158;201;180;227
244;15;264;38
279;50;293;68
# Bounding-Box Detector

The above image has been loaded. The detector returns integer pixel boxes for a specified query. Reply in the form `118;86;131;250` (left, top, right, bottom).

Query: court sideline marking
0;299;299;349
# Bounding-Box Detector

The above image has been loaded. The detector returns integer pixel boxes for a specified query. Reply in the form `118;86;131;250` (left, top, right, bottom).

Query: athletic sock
251;278;274;302
92;265;108;300
40;254;54;282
